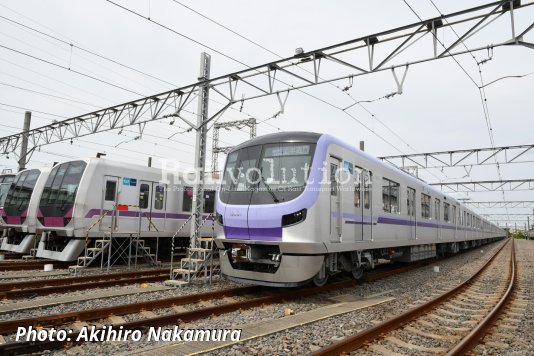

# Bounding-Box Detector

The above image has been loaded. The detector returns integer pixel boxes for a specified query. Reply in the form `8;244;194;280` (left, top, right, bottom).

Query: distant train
1;158;219;262
214;132;505;287
1;168;51;254
0;172;15;208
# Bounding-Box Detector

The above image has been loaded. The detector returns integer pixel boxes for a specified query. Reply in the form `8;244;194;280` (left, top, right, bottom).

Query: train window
354;167;362;207
363;170;371;209
407;187;416;217
330;163;338;197
382;178;399;213
154;185;165;210
182;186;193;212
4;171;25;207
57;163;85;206
444;202;450;222
17;170;39;210
452;205;457;224
421;193;431;219
47;164;68;204
105;181;117;201
139;184;150;209
435;199;441;221
221;152;238;192
203;190;215;213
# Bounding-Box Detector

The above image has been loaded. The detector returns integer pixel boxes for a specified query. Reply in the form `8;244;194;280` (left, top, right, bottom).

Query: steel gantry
379;144;534;170
211;118;257;173
1;0;533;160
430;179;534;192
464;201;534;208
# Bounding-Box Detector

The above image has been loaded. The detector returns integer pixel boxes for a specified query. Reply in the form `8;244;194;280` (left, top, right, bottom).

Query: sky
0;0;533;228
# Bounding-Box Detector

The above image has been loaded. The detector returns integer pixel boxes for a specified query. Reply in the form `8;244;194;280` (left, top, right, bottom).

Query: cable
0;102;64;118
401;0;479;88
170;0;427;156
170;0;281;60
106;0;251;69
0;80;97;108
112;1;413;155
0;44;143;96
0;11;176;88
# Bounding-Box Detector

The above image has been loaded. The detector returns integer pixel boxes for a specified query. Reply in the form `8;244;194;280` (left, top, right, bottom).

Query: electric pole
190;52;211;244
18;111;31;171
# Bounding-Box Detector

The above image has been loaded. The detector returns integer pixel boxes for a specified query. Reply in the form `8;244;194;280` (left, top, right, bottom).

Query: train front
215;132;325;287
35;160;87;261
0;169;41;253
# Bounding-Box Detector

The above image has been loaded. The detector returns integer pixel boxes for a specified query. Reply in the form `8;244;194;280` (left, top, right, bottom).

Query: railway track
0;268;171;299
311;239;515;355
0;259;430;354
0;260;71;271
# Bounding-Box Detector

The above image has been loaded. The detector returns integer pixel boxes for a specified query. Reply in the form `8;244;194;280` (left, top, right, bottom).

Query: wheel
351;266;365;281
312;272;329;287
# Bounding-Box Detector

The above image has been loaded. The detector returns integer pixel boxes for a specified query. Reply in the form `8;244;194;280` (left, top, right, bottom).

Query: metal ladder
166;214;219;287
69;232;111;274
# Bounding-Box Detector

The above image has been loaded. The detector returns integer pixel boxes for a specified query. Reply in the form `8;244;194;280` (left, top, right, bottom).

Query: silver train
1;158;218;261
214;132;505;287
1;168;51;253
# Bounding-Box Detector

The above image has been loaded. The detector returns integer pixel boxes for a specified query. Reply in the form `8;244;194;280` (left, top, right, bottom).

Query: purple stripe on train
224;226;282;241
83;209;213;220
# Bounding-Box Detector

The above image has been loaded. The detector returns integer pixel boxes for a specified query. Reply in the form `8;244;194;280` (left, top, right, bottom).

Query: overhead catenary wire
109;0;410;156
170;0;417;153
0;12;177;88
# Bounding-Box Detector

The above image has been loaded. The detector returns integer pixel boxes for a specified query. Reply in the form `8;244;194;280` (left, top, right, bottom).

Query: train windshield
221;142;315;204
3;169;41;213
0;183;11;206
39;161;86;217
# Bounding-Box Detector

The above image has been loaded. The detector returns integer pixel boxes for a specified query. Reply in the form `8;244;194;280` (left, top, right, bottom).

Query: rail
310;239;513;355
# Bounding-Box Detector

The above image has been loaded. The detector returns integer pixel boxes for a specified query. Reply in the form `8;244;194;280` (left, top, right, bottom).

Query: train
0;172;15;208
0;167;51;254
1;157;219;262
214;132;505;287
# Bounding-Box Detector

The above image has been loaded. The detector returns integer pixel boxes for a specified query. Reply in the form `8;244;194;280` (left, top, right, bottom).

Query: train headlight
281;208;307;227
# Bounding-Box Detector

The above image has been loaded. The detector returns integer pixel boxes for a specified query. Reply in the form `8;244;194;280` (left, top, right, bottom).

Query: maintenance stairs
69;232;160;273
165;236;220;287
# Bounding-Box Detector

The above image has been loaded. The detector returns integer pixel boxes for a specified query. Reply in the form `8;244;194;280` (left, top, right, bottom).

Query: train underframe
219;236;505;287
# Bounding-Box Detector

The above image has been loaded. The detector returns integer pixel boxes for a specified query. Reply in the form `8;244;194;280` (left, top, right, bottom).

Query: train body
1;168;51;253
33;158;218;261
215;132;505;287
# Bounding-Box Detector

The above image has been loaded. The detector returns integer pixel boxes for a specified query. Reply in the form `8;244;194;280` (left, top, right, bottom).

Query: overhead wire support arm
379;144;534;169
430;179;534;193
1;0;533;156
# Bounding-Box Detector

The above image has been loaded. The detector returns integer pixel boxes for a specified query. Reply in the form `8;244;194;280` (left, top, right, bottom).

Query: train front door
329;156;342;242
101;176;119;231
138;181;152;232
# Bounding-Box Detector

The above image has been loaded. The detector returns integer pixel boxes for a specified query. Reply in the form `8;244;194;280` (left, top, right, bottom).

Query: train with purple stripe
1;168;51;254
214;132;505;287
1;157;217;261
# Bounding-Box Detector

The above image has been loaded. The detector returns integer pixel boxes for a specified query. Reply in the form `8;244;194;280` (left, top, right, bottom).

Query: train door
407;187;416;239
362;169;372;241
329;156;342;242
151;183;166;231
435;198;441;240
101;176;119;231
353;167;363;241
138;181;152;232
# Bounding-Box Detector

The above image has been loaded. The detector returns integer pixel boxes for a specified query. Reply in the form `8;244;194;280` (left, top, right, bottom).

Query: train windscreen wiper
260;168;279;203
